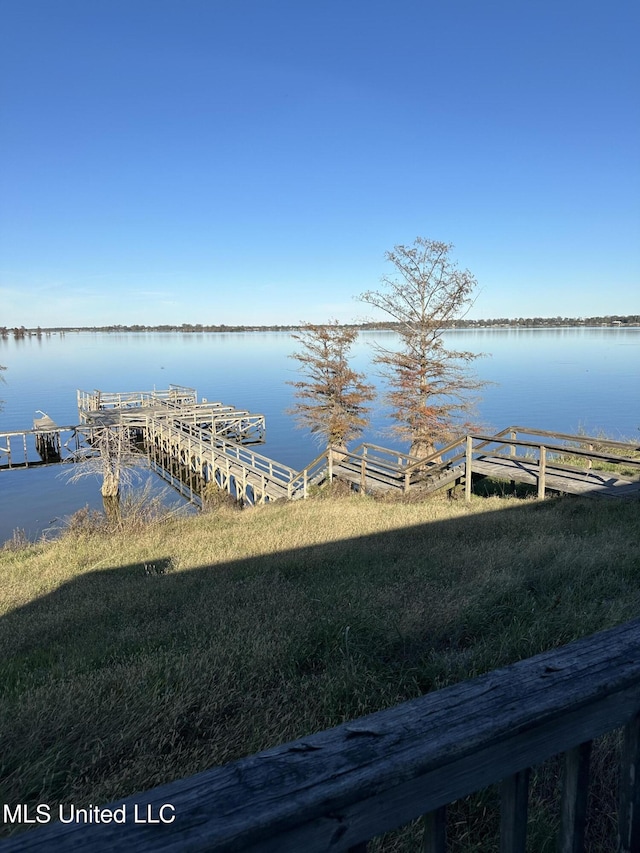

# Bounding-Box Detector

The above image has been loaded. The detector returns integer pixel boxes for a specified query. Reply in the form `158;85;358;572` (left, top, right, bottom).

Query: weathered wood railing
171;410;266;444
0;426;88;469
324;427;640;500
287;448;337;498
4;619;639;851
77;385;197;415
145;416;299;504
326;443;421;492
323;430;520;494
462;428;640;501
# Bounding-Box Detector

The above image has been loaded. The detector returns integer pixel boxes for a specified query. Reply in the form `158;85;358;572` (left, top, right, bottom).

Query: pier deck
471;455;640;499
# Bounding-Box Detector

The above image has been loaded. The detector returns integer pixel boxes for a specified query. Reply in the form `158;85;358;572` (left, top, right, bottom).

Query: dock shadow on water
0;495;638;850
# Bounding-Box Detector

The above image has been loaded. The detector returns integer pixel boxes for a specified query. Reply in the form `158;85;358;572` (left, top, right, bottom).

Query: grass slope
1;492;639;849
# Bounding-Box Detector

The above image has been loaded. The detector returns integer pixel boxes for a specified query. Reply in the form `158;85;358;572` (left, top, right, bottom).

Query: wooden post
538;445;546;500
423;805;447;852
500;768;530;853
587;443;593;470
510;430;516;457
619;712;640;853
465;434;473;503
328;448;333;483
361;446;368;495
303;468;308;499
558;741;592;853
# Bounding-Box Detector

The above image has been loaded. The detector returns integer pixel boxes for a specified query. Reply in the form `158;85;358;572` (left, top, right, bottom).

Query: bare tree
360;238;485;459
288;322;375;450
63;424;146;517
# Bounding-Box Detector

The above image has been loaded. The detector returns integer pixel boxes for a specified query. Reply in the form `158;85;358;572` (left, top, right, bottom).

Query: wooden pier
2;387;639;505
0;386;324;505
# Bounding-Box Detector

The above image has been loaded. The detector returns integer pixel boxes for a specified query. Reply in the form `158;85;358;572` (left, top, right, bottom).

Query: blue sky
1;0;638;326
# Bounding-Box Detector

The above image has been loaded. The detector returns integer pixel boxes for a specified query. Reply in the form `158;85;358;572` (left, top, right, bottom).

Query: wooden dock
2;389;639;506
0;386;325;505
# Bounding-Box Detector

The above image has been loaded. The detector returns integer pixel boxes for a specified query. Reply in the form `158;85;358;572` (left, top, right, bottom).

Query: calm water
1;328;638;543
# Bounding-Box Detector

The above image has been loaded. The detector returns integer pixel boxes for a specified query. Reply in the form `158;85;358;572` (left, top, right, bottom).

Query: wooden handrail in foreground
3;619;639;852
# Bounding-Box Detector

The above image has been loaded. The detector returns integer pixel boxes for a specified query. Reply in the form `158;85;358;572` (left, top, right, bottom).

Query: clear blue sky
1;0;638;326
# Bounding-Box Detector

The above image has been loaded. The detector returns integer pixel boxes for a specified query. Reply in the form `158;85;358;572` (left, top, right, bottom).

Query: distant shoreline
3;316;639;336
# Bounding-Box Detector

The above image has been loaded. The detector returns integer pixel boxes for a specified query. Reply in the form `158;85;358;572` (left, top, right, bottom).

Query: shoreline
4;319;640;336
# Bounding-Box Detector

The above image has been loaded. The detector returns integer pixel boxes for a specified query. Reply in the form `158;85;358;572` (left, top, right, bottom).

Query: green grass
1;490;639;849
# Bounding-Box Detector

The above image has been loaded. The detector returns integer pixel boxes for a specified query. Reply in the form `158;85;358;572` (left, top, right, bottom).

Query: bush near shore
1;491;639;850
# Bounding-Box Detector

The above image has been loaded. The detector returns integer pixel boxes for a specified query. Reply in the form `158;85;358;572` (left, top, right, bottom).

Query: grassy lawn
1;490;639;849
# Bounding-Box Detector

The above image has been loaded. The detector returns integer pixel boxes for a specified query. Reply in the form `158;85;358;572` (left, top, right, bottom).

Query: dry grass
1;490;639;848
553;430;640;479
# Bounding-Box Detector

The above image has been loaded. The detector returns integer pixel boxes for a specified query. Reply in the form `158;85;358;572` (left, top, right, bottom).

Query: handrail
360;442;421;466
398;425;639;479
401;434;474;478
504;425;640;452
334;450;406;477
146;418;297;484
6;618;639;851
77;387;197;410
287;449;331;498
467;433;640;467
290;448;330;482
0;426;81;438
319;427;639;498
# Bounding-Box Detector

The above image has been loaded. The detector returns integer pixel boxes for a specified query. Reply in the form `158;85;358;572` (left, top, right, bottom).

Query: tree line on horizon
2;314;639;338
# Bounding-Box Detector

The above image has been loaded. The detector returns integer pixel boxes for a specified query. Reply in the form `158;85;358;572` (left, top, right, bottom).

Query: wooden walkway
327;428;640;501
472;455;640;499
76;385;301;505
2;389;639;506
460;429;640;500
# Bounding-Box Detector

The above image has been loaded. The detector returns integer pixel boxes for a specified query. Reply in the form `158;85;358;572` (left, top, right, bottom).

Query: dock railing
145;416;299;500
5;618;639;852
77;386;197;415
326;427;640;499
287;448;333;498
462;427;640;501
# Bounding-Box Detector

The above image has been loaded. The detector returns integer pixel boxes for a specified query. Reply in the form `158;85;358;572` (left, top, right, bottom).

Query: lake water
1;328;638;543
